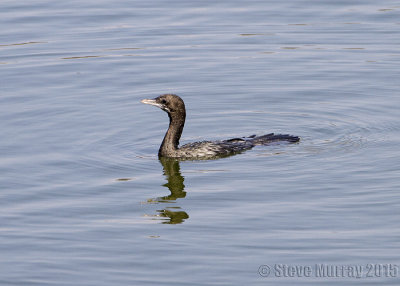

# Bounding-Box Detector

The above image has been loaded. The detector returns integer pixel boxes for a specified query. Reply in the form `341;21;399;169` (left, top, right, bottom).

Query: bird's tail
249;133;300;145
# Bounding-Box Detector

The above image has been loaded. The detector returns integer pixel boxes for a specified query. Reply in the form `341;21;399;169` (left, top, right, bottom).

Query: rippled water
1;0;399;285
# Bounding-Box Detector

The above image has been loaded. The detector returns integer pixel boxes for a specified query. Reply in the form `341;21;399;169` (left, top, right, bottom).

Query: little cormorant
141;94;299;160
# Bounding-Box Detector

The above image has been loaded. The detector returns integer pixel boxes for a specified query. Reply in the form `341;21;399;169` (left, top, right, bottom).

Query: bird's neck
159;111;185;157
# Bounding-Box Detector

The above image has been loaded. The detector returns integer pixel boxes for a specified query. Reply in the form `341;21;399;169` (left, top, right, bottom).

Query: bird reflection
147;157;189;224
158;157;186;201
157;207;189;224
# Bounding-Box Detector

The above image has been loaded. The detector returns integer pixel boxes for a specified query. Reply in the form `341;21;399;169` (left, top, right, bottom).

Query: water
1;0;399;285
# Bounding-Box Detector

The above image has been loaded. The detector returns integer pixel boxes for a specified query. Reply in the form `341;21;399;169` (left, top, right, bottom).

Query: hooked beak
141;98;162;108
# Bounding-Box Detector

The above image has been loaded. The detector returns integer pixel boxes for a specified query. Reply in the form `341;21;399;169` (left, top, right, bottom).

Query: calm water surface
1;0;399;285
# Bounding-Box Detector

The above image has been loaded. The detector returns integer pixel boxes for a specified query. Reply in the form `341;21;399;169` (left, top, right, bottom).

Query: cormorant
141;94;299;160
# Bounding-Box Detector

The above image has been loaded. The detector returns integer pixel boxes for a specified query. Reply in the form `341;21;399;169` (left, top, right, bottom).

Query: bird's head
141;94;186;117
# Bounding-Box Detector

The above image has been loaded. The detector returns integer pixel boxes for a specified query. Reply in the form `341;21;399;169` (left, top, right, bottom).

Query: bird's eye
160;99;167;104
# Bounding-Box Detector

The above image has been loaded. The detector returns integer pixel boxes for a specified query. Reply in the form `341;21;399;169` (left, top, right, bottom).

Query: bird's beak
141;98;162;108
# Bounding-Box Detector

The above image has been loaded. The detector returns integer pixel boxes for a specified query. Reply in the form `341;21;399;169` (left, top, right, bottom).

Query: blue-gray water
1;0;399;285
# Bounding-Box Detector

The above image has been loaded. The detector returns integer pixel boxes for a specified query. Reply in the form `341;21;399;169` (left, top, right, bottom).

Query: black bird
141;94;299;160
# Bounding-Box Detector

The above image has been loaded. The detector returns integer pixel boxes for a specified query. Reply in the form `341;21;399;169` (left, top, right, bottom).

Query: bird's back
175;133;299;160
